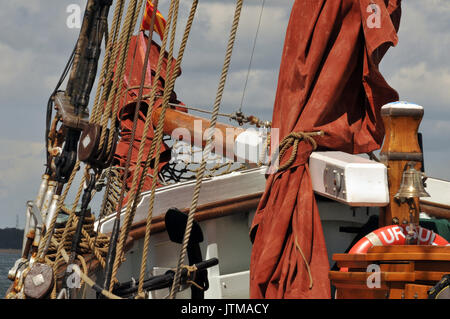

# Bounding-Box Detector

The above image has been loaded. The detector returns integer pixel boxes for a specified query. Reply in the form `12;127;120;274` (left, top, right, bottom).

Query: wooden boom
151;107;253;162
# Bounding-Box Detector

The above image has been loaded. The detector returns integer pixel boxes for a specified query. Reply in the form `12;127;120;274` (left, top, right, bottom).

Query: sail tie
275;131;324;172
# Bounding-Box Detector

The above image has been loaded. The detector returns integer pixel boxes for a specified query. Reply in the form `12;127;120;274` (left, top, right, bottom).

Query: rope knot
275;130;324;172
181;264;204;290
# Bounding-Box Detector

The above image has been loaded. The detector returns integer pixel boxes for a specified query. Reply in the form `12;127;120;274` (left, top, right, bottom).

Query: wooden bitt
379;102;424;227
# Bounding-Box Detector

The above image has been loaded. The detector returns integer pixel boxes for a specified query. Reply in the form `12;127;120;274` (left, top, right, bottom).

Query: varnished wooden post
379;102;424;227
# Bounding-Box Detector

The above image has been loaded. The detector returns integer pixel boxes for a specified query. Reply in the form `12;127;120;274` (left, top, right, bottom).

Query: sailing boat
5;0;450;300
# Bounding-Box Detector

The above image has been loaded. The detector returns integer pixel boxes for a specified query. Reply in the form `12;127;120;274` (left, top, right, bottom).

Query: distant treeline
0;228;24;249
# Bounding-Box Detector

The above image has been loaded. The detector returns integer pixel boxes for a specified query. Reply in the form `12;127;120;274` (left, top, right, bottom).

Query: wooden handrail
128;193;261;241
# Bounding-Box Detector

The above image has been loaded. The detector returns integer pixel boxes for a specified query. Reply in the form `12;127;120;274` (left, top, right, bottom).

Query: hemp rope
39;0;127;262
41;0;140;286
51;236;203;299
51;237;123;299
94;0;148;239
48;171;93;299
33;0;146;299
36;161;82;260
182;264;203;291
276;131;324;172
47;0;145;298
135;0;199;297
44;214;109;266
90;0;126;125
39;0;130;269
108;0;178;291
294;235;314;289
169;0;244;299
98;0;143;153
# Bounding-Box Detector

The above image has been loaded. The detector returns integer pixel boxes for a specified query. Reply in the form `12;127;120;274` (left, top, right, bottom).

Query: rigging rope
34;0;264;300
238;0;265;114
36;0;144;298
90;0;126;125
108;0;179;291
169;0;245;299
40;0;129;266
136;0;199;297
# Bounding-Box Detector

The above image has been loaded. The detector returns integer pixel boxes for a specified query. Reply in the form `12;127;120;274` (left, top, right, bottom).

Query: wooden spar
379;102;425;227
151;107;246;161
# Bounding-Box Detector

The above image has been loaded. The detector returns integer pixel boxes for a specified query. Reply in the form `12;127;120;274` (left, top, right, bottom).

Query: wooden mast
379;102;424;227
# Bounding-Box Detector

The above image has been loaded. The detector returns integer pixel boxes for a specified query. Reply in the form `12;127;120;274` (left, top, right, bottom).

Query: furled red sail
250;0;402;299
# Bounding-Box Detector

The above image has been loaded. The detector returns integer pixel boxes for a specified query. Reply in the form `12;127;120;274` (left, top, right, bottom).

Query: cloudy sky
0;0;449;228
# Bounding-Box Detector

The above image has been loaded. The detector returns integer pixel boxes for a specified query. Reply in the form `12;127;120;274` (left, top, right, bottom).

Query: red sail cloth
113;32;184;196
250;0;401;299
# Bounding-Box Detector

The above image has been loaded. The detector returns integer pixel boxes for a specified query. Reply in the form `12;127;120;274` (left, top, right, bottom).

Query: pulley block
78;122;118;169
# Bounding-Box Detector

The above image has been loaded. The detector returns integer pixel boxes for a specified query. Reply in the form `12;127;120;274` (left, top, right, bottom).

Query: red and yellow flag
141;0;166;40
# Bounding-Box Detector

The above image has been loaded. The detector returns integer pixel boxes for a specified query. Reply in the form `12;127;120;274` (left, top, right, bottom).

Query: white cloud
379;1;450;182
388;62;450;116
0;42;34;88
0;139;45;198
0;139;45;227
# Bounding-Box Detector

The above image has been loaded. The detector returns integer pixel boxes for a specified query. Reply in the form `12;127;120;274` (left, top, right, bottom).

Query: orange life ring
340;224;449;272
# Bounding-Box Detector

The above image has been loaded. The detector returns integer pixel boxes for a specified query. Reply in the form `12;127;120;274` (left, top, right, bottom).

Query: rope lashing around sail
275;131;324;172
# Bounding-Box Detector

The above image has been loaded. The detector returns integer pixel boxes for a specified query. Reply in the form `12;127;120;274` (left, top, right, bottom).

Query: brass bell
394;162;431;200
